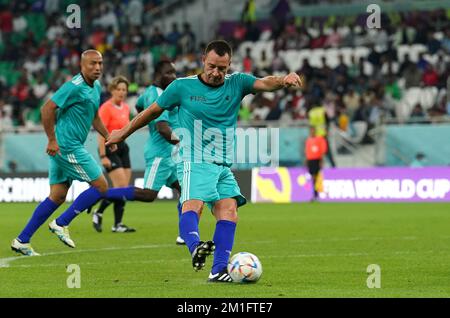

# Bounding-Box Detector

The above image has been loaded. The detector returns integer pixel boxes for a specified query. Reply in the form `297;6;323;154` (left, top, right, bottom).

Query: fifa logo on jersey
190;96;207;103
66;4;81;29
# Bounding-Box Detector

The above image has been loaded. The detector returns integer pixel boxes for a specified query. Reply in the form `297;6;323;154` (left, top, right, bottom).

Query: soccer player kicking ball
11;50;152;256
106;40;304;282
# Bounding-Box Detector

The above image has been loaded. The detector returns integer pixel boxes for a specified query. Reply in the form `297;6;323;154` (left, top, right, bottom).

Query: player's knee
223;210;238;223
182;200;204;214
91;181;108;194
90;176;109;194
49;195;66;206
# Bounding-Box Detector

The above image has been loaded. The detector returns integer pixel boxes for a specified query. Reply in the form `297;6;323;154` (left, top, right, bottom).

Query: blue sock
106;186;135;201
177;202;182;218
179;211;200;254
18;198;60;243
211;220;237;275
177;202;182;235
56;187;103;226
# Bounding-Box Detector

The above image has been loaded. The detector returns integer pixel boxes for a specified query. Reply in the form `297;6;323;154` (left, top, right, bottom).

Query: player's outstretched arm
253;72;305;92
41;99;60;156
106;102;164;146
156;121;180;145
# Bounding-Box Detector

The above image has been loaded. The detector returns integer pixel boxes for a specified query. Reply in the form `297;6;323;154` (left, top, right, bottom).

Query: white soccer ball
227;252;263;283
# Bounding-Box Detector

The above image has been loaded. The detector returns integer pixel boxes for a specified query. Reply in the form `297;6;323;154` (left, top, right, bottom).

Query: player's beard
209;75;223;85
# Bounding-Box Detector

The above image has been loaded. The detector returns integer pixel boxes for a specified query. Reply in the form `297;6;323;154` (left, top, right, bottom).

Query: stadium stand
0;0;449;168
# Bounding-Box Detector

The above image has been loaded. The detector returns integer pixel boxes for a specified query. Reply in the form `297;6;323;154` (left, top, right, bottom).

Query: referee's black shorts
104;141;131;173
307;159;321;176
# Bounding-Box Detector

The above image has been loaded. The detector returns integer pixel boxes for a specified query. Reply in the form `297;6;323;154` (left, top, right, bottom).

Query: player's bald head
80;50;103;83
81;49;102;62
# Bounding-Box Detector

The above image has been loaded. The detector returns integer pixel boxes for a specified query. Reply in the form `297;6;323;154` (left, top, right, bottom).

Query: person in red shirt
93;76;135;233
422;64;439;87
304;126;328;200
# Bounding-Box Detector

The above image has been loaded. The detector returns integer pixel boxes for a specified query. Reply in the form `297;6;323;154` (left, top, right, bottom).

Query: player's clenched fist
46;139;60;156
283;72;305;88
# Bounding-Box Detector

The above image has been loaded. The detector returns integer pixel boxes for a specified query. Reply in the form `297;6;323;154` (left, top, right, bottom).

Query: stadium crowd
0;0;449;135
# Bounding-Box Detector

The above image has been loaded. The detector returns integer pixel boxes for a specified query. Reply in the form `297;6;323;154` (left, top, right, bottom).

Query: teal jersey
156;73;257;166
51;73;102;152
136;85;179;162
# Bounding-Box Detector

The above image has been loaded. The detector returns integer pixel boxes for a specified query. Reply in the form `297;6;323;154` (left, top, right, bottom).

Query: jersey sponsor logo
190;96;207;103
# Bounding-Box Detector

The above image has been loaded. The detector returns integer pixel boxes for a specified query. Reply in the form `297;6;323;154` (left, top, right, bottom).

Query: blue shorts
49;148;102;185
177;162;246;211
143;157;178;191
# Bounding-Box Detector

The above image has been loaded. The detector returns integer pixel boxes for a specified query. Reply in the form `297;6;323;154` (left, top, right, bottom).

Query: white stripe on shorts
182;162;191;202
68;154;91;182
145;157;162;189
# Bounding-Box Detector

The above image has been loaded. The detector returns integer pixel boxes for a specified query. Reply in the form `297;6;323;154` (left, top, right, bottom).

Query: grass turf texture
0;202;449;297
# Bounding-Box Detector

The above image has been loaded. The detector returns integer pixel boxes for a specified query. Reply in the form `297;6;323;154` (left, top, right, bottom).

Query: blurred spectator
179;23;196;54
255;50;271;76
93;3;119;33
24;53;45;76
12;11;27;33
347;55;360;80
243;47;253;73
44;0;59;16
270;0;291;39
127;0;143;27
422;64;439;87
241;0;256;25
308;103;336;167
409;103;426;123
343;87;360;119
324;25;342;48
416;52;428;71
426;31;441;55
398;53;414;77
167;23;181;47
32;74;49;101
304;126;327;200
410;152;426;167
271;50;288;73
0;5;13;34
8;160;18;173
149;26;165;46
403;64;422;88
442;29;450;54
0;98;14;130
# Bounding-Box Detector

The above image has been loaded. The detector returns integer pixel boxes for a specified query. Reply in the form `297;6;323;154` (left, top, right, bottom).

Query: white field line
0;243;173;268
3;250;437;269
0;235;441;269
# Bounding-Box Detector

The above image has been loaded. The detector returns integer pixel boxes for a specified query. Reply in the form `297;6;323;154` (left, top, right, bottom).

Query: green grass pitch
0;201;449;297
